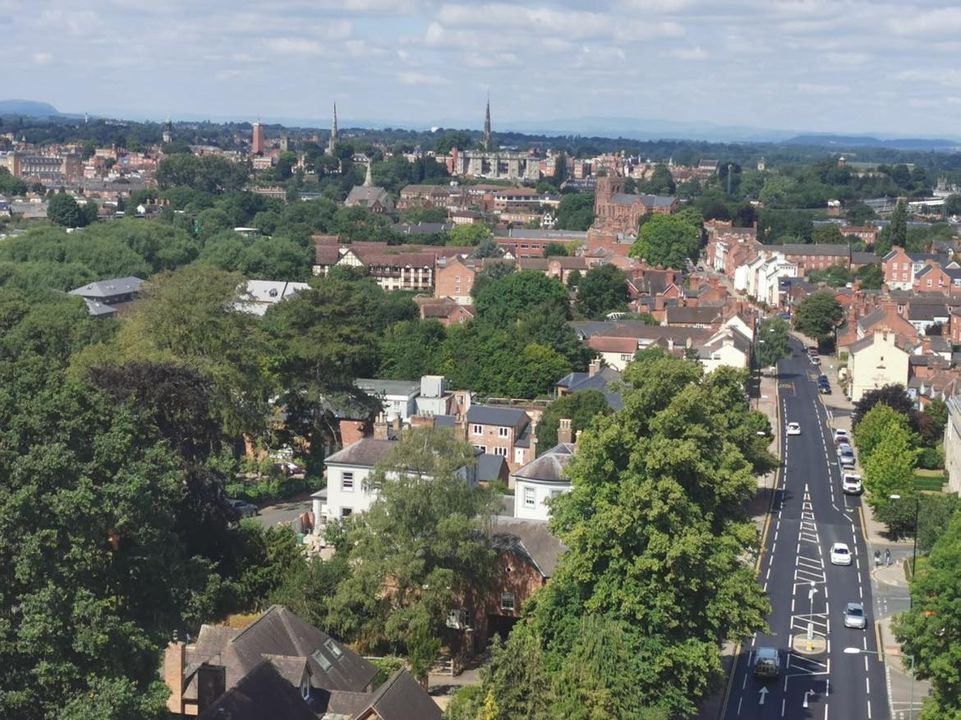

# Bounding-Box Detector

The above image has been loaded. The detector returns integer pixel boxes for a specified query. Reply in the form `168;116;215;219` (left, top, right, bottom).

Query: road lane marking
866;677;870;694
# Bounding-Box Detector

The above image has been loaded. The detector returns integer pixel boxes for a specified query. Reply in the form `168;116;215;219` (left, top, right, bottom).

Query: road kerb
875;620;885;662
858;504;868;545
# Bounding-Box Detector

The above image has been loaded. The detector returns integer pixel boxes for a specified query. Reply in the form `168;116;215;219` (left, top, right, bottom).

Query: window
474;444;486;453
500;592;515;612
493;446;508;457
927;279;933;287
311;649;333;672
340;508;352;517
341;472;354;492
324;639;343;658
472;424;483;435
524;487;536;507
498;426;509;438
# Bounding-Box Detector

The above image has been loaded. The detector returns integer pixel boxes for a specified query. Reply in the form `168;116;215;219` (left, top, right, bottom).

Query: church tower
327;103;338;155
483;96;492;151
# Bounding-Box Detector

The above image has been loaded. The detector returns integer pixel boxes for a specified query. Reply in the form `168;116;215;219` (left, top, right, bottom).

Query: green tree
629;213;701;269
846;202;877;226
536;389;612;449
855;263;884;289
474;271;570;327
543;242;570;257
47;192;90;227
877;200;908;256
853;384;916;429
756;316;791;367
378;319;446;379
554;193;595;231
508;343;571;399
642;164;676;195
531;349;769;717
792;291;843;340
328;428;494;655
893;510;961;719
854;403;914;461
575;264;629;319
862;422;920;523
448;223;494;247
812;224;846;244
944;194;961;217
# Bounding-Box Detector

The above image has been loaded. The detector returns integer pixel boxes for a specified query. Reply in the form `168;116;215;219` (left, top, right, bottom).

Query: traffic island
791;633;827;655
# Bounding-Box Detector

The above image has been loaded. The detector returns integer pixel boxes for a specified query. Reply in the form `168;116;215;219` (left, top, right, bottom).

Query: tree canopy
575;264;629;319
629;212;701;269
792;291;843;340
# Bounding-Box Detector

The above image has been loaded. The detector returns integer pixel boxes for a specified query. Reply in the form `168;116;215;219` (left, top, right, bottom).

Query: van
753;647;780;679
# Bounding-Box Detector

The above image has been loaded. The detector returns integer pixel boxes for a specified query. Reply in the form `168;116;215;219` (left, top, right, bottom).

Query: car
843;602;867;629
787;422;801;436
830;542;852;565
228;498;259;518
778;312;791;321
838;448;856;468
810;354;821;366
842;474;863;495
753;647;781;679
818;381;832;395
808;346;819;355
833;428;850;444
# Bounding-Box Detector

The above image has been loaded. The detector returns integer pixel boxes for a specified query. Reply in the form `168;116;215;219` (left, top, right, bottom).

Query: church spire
327;102;338;155
483;94;492;151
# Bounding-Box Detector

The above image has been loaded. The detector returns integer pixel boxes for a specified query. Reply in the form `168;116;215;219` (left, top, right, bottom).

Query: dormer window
301;676;310;701
324;639;343;658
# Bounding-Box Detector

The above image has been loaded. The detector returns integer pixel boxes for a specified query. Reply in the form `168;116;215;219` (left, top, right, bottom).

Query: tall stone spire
327;102;338;155
483;94;492;151
364;158;373;187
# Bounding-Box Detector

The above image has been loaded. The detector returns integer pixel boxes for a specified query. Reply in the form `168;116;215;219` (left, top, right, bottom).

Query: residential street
722;338;889;720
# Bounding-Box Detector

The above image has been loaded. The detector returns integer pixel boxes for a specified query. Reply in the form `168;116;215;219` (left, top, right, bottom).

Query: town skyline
5;0;961;136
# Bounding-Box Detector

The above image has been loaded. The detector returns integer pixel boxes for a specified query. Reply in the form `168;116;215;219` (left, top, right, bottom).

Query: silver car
843;602;867;629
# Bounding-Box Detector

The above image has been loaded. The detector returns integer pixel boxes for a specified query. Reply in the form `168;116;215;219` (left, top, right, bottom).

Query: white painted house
511;424;576;522
314;438;397;523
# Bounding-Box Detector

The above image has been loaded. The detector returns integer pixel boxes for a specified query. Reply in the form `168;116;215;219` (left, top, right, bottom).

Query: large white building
734;251;797;307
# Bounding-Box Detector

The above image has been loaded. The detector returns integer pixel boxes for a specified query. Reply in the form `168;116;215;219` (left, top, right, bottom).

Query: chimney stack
164;642;186;714
558;418;573;445
588;359;601;377
373;413;389;440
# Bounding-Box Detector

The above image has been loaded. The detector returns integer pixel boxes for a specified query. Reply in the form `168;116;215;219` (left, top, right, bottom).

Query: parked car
833;429;850;444
830;542;852;566
838;447;856;468
818;380;831;394
228;498;259;518
843;602;867;629
753;647;781;679
842;474;863;495
810;354;821;366
787;422;802;436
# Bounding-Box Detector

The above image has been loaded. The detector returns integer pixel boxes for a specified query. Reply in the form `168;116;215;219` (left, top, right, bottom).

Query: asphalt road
723;339;889;720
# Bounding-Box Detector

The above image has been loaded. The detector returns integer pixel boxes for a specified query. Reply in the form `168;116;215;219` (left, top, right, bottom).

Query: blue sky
4;0;961;136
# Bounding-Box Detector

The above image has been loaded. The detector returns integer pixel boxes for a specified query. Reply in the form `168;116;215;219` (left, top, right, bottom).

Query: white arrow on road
758;687;769;705
803;690;814;708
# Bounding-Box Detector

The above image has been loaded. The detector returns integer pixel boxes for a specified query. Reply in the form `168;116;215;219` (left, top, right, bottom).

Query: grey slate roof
345;185;390;206
197;660;316;720
554;366;624;410
355;378;421;398
476;453;508;483
81;298;118;316
69;275;143;299
492;516;566;577
513;443;575;484
466;404;529;428
355;669;442;720
324;438;396;468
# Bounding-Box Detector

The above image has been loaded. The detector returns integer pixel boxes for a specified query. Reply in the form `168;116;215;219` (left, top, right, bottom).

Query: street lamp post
890;493;921;604
844;647;916;719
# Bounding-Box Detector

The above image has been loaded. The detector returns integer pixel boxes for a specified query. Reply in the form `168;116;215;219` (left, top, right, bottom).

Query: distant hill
784;134;960;151
0;99;61;117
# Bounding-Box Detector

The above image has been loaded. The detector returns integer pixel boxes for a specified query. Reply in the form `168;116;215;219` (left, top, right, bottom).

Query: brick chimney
588;359;601;377
373;413;389;440
164;642;186;714
339;419;364;448
410;414;435;429
557;418;573;445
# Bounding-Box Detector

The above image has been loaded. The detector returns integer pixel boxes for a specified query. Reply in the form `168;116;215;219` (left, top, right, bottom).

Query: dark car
228;498;259;518
819;382;832;394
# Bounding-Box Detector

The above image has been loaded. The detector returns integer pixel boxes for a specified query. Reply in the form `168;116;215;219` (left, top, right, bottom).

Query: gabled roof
69;275;143;299
466;404;529;427
554;366;623;410
492;516;566;576
354;669;442;720
346;185;391;206
325;438;396;469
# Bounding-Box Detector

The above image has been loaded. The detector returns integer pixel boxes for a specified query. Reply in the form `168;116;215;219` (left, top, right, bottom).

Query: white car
843;602;867;629
833;429;849;444
842;474;863;495
787;422;801;436
830;542;852;566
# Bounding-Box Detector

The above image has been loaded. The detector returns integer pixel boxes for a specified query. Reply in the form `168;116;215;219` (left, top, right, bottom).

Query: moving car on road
830;542;852;565
753;647;781;679
787;422;802;436
842;474;863;495
843;602;867;629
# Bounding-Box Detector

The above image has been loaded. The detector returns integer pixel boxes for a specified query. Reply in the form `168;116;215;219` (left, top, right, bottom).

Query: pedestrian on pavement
874;549;881;567
885;548;892;566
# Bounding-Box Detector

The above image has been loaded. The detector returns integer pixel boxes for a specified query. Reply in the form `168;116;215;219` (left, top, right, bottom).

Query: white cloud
796;82;848;96
891;7;961;36
671;45;707;60
32;51;53;65
262;37;327;55
397;71;449;85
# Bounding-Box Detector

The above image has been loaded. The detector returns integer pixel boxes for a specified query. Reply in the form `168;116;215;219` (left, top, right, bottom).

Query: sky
3;0;961;137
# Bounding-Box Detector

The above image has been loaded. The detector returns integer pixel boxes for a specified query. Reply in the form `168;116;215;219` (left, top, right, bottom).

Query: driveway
254;492;315;529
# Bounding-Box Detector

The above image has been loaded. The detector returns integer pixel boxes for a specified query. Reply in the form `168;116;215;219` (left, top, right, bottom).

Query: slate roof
69;275;143;300
354;669;442;720
466;404;529;428
513;443;575;484
476;453;508;483
197;661;316;720
324;438;396;468
664;305;723;325
81;298;118;316
554;366;623;410
355;378;421;398
905;303;949;321
346;185;391;206
491;516;566;577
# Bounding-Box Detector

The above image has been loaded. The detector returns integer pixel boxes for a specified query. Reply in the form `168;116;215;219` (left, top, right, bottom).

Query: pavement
254;493;313;529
